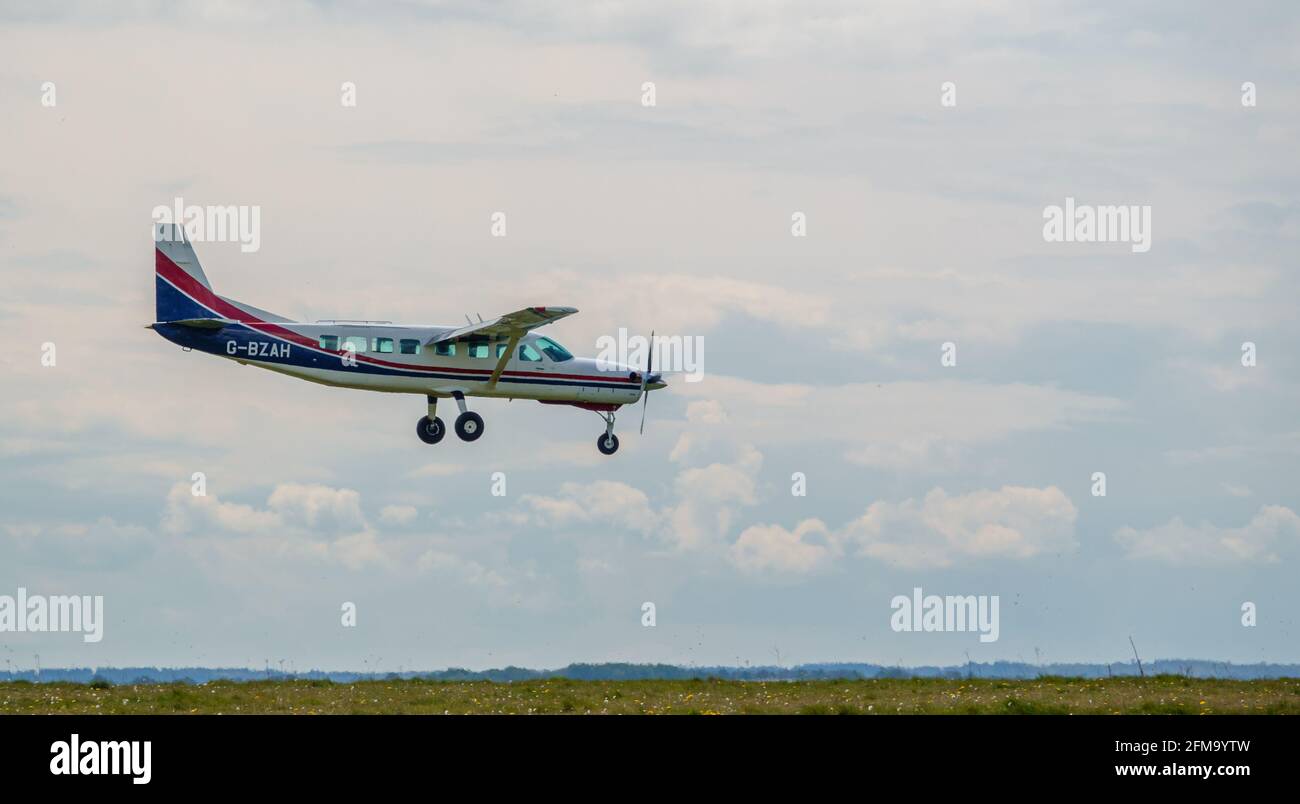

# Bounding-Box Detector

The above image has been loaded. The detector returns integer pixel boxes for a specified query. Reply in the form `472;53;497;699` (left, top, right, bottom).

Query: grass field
2;675;1299;714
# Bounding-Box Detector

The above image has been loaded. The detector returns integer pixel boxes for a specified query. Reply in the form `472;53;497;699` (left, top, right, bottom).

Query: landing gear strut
452;391;484;442
417;395;445;444
595;409;619;455
417;393;485;444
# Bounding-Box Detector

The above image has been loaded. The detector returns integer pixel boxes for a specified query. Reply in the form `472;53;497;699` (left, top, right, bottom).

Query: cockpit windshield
534;336;573;362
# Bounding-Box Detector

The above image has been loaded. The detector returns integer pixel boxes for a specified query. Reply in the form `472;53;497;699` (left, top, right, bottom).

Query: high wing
425;306;578;345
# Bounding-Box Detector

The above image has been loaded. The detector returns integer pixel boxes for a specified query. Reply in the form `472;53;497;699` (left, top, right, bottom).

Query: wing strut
487;332;523;388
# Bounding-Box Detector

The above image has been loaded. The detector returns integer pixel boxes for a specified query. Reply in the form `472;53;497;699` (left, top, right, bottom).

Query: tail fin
155;223;216;322
153;222;292;325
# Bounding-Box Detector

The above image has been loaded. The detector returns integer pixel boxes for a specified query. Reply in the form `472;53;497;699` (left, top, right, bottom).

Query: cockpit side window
519;343;542;362
534;337;573;362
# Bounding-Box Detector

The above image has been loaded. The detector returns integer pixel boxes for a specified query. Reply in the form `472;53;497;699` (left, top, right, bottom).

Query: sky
1;0;1298;672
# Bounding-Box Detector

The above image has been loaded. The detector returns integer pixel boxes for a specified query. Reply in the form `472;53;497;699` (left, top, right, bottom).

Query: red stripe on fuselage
154;249;638;385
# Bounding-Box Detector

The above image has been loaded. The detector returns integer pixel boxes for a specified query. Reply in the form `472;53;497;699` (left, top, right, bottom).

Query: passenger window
434;342;456;357
319;334;339;350
466;342;490;358
399;339;421;355
341;335;367;354
373;337;394;353
519;344;542;362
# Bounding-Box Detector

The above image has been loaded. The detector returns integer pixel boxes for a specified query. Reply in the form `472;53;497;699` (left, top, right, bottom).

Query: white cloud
512;445;763;553
161;482;384;570
1115;505;1300;564
379;504;419;526
674;377;1122;472
416;550;507;588
730;519;831;575
838;486;1078;569
1165;433;1300;466
519;480;659;535
266;483;366;532
663;445;763;551
2;517;154;569
673;445;761;506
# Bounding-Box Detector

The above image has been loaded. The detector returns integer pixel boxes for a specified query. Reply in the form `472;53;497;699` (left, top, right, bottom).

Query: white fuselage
157;318;647;406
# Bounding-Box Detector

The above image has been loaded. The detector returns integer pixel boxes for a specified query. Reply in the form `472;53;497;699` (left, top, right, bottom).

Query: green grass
1;675;1296;714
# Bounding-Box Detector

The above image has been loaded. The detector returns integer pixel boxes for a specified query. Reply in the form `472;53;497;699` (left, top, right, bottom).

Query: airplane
147;223;665;454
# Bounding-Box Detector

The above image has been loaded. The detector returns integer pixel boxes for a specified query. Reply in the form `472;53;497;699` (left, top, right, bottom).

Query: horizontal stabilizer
152;317;237;329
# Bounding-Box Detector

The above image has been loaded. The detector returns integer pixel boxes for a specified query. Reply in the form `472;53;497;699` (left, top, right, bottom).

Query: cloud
673;445;761;506
2;517;154;570
1165;432;1300;466
1115;505;1300;564
379;504;419;526
513;445;763;552
726;485;1078;576
730;519;831;575
266;483;366;531
1171;356;1268;393
838;485;1078;569
674;377;1122;471
416;550;507;588
161;482;385;570
518;480;659;535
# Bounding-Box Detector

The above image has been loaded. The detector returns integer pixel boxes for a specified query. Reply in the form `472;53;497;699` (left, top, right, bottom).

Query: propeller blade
640;330;654;435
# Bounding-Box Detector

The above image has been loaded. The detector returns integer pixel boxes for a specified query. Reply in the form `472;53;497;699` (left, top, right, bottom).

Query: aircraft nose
627;369;667;390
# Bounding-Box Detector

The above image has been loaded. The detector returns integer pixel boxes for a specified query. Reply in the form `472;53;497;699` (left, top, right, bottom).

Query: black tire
455;411;485;442
417;415;445;444
597;433;619;455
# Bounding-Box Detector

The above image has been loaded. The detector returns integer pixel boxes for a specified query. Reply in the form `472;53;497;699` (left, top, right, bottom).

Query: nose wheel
593;409;620;455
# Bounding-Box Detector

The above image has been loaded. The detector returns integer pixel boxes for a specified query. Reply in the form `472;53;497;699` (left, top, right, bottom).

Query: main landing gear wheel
417;415;445;445
455;411;485;442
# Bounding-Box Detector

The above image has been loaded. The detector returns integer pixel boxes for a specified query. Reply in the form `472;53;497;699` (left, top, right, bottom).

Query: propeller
639;330;654;434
